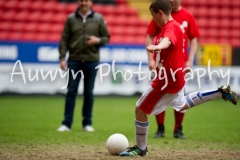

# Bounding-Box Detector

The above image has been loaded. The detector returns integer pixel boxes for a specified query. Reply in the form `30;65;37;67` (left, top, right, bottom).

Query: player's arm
59;17;70;70
95;16;110;46
147;37;171;53
146;34;155;70
186;37;197;68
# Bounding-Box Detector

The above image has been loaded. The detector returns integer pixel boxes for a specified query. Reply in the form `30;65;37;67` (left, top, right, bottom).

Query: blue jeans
62;61;99;128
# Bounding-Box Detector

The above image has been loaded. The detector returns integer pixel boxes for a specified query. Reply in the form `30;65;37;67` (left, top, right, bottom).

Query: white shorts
136;86;186;116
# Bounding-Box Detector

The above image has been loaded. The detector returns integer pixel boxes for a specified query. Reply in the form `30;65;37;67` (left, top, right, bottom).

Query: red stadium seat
123;19;149;28
219;0;229;8
219;29;230;39
52;13;68;24
114;5;125;16
35;33;49;42
219;18;231;29
36;23;51;33
54;3;67;14
207;29;219;39
124;26;147;37
23;23;38;33
39;12;54;23
197;18;208;29
105;5;137;17
192;0;210;7
208;18;221;29
181;0;190;7
230;38;240;47
110;26;125;36
2;1;18;11
48;33;61;42
111;35;127;44
0;1;4;8
185;6;194;15
207;0;219;7
231;8;240;19
136;26;147;37
104;15;115;26
230;29;240;39
16;1;31;12
111;35;141;45
203;37;218;44
1;11;15;22
125;8;138;17
29;1;45;12
111;16;128;26
8;32;22;41
199;28;208;39
10;22;25;32
134;35;146;45
137;19;149;28
0;22;11;32
41;2;57;12
187;6;203;18
0;31;8;40
230;0;240;8
115;0;127;5
208;7;219;18
49;24;64;34
123;26;137;36
21;32;36;41
218;37;231;45
112;15;129;27
124;16;139;26
100;5;115;16
219;8;230;19
114;5;132;16
26;11;42;23
66;3;77;14
123;35;135;44
13;11;29;22
92;4;104;13
230;20;240;29
110;35;124;44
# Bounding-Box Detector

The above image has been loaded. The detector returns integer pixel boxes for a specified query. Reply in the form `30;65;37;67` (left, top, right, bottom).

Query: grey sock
135;120;149;150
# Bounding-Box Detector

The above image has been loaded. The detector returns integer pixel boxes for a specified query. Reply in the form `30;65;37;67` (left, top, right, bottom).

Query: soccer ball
106;133;129;155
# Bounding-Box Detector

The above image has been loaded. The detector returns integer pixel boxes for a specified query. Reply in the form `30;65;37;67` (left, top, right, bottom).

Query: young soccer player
146;0;200;139
119;0;238;157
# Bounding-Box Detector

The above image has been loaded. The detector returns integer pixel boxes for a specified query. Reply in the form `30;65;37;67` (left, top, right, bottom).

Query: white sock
135;120;148;150
186;89;222;108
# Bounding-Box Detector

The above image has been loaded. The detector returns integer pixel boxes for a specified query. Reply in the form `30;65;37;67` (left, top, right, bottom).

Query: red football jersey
151;20;185;94
147;7;200;62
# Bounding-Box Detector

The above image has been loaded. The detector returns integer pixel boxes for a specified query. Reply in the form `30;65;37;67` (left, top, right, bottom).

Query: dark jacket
59;9;110;62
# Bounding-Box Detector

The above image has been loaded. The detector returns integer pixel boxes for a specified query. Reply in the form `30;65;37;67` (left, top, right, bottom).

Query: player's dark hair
149;0;172;15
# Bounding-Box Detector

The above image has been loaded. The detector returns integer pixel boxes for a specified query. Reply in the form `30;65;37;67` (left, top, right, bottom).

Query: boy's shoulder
163;20;181;31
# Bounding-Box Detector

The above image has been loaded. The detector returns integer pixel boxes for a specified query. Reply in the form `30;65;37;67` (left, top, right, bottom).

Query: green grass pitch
0;96;240;159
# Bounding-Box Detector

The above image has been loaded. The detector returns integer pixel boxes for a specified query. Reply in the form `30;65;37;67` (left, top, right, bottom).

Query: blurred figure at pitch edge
146;0;200;138
57;0;110;132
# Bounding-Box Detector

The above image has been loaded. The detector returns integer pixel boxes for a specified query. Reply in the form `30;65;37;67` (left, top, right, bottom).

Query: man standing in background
57;0;110;132
146;0;200;138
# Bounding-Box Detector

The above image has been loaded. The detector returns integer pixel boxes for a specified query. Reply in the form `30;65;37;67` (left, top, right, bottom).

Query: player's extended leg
180;85;238;111
120;86;167;157
174;110;186;139
120;108;148;156
154;111;165;138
